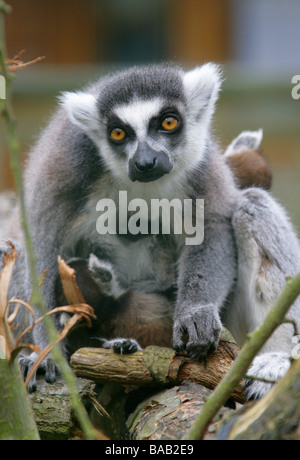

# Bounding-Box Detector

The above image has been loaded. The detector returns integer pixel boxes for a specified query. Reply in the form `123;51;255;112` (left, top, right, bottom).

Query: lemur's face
102;99;182;183
61;64;222;185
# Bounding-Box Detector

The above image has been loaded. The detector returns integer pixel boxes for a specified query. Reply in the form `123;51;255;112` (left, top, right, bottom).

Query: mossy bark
29;376;98;440
0;359;40;440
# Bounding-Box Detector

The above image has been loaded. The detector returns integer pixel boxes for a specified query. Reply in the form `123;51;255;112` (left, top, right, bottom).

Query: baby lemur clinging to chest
1;63;299;399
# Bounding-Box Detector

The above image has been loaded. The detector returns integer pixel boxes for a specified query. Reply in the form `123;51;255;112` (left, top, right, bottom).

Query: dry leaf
25;257;97;389
58;256;86;304
0;245;96;388
0;242;19;359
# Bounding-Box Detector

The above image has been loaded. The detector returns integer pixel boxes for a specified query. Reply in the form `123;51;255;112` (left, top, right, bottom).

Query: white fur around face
175;63;223;172
59;91;99;132
183;63;222;124
114;98;163;138
88;253;126;298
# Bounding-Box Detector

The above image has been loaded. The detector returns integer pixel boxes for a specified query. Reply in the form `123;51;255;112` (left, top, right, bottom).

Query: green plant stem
0;3;97;440
0;359;40;440
184;271;300;440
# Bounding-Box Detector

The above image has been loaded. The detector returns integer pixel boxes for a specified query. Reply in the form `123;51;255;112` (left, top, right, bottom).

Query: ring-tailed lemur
1;63;299;399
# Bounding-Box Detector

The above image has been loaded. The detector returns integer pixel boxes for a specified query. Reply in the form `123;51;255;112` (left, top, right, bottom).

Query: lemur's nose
135;157;156;172
128;143;172;182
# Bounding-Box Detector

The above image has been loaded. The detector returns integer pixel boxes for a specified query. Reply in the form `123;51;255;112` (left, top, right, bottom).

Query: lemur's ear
183;63;223;122
59;91;99;132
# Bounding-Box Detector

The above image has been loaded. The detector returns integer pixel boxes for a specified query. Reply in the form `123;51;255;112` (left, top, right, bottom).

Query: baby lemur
1;63;298;400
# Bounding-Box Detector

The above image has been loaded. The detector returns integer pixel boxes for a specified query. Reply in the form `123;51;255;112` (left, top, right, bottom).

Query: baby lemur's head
60;63;222;185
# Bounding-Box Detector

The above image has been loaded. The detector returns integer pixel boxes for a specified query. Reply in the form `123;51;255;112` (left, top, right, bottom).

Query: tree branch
71;340;245;404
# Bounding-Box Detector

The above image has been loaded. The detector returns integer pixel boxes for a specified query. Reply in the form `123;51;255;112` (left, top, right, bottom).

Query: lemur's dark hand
101;338;142;354
173;304;222;360
19;352;57;393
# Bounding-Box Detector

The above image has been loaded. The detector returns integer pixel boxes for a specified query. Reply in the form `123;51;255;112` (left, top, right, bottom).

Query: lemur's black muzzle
128;144;172;182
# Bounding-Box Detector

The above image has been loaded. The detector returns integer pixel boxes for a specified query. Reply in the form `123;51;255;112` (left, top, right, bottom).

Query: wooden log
90;381;236;440
71;340;245;405
126;382;234;441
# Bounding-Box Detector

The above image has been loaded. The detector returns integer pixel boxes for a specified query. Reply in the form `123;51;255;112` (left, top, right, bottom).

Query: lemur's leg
223;187;300;399
0;240;56;392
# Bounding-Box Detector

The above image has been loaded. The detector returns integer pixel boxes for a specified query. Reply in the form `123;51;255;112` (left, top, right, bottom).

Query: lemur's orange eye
161;117;178;132
110;128;126;142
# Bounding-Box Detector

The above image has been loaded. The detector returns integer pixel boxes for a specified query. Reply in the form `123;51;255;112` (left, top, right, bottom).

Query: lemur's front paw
244;352;291;400
173;305;222;360
101;338;142;354
18;352;57;393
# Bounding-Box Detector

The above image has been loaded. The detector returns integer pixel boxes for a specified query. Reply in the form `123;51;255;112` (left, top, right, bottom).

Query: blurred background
0;0;299;230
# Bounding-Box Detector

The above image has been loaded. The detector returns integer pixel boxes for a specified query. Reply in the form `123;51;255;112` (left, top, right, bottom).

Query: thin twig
245;375;278;385
5;51;45;73
283;317;300;337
